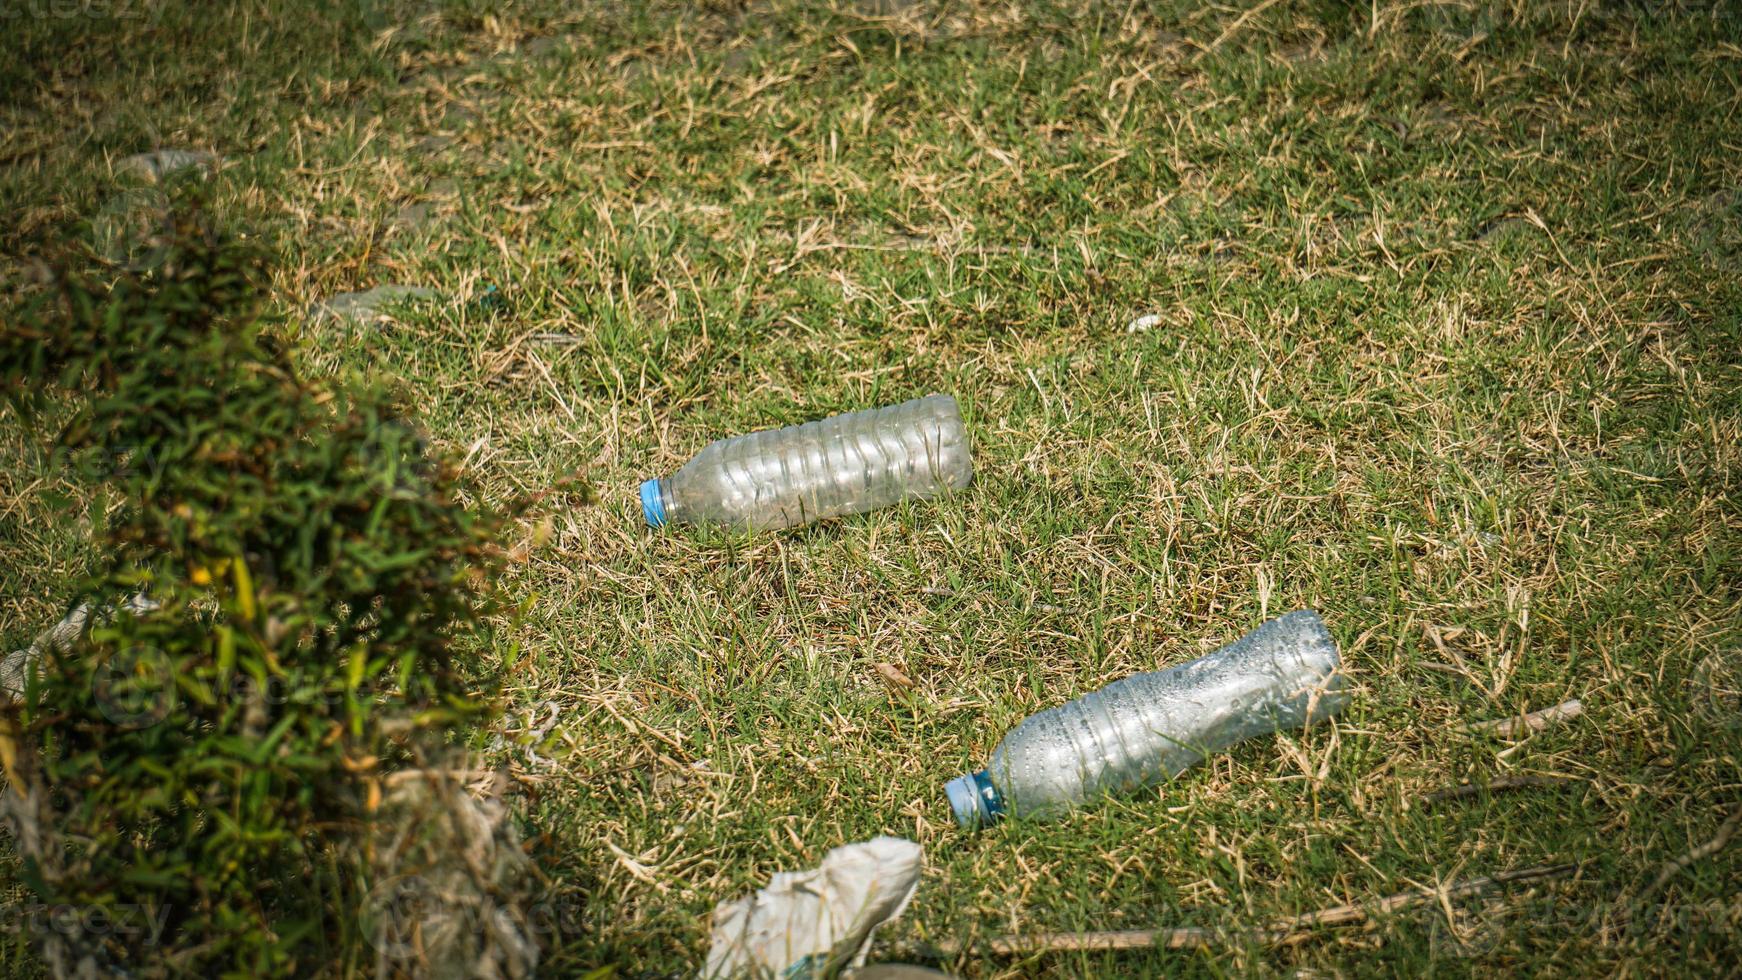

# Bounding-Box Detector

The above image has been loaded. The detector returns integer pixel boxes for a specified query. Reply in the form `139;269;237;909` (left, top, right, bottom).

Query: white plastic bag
702;836;922;979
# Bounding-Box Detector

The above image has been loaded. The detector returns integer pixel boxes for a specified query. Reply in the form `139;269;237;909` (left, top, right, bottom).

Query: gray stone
311;285;436;324
393;201;434;231
517;35;565;59
1474;217;1536;244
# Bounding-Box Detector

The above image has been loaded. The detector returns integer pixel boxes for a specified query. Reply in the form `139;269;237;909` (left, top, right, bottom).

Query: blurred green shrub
1;196;510;976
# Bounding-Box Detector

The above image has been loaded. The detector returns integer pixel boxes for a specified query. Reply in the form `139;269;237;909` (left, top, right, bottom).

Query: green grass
4;0;1741;975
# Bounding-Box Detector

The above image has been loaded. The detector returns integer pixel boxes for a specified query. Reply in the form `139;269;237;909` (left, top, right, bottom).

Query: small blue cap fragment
639;479;667;528
944;774;980;828
945;769;1003;829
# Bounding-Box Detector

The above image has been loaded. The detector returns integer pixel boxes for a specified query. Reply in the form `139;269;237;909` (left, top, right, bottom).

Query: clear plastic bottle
639;394;972;531
946;610;1350;828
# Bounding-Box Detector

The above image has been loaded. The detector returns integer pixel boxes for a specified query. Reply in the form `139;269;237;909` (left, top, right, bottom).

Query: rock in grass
311;285;436;324
392;200;434;231
115;149;217;183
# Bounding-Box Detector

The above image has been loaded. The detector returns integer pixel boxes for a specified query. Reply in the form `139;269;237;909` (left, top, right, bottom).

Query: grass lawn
4;0;1741;975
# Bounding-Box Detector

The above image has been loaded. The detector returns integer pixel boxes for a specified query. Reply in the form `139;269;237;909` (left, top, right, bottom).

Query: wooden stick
1275;864;1574;930
940;863;1577;956
1199;0;1288;55
1420;775;1582;806
1643;806;1742;899
981;925;1212;955
1464;699;1583;738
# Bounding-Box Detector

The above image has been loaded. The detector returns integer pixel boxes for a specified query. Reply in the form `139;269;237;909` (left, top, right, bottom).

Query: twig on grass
1420;775;1583;807
1464;699;1584;738
933;863;1578;956
1641;806;1742;901
1198;0;1288;56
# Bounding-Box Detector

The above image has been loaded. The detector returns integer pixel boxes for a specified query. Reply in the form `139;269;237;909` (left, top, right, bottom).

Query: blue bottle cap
639;478;667;528
945;769;1004;829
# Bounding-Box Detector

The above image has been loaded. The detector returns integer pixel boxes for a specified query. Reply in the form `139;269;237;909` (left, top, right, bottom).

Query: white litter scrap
1125;312;1162;333
702;836;923;979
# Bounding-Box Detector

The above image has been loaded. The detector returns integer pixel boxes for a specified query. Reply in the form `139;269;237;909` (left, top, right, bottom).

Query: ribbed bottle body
951;611;1349;825
651;394;971;531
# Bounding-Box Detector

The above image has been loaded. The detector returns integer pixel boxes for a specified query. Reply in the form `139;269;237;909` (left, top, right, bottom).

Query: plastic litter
702;836;923;979
946;610;1350;828
1;595;159;704
641;394;971;531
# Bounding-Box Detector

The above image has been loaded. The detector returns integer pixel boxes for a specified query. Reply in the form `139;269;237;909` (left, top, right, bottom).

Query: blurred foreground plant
0;195;533;977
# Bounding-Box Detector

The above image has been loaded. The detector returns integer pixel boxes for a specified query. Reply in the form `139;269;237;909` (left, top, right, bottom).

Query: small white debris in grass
115;149;217;183
1125;313;1162;333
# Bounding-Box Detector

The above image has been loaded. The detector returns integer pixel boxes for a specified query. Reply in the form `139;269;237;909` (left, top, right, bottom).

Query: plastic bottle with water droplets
639;394;972;531
946;610;1351;828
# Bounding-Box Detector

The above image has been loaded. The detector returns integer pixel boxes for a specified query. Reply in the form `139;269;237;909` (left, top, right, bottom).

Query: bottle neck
946;769;1006;828
639;478;672;528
